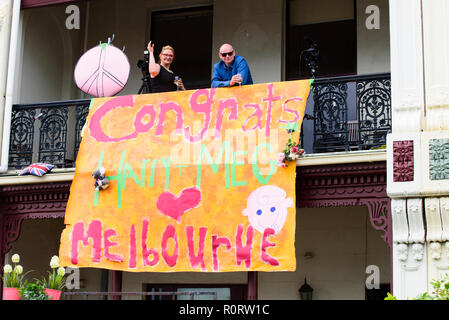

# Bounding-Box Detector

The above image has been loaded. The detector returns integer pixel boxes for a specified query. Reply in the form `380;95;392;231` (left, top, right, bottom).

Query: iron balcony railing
8;73;391;170
9;99;90;169
306;72;391;153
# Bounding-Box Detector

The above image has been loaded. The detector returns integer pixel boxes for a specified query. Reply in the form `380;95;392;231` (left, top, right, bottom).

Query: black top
150;65;177;93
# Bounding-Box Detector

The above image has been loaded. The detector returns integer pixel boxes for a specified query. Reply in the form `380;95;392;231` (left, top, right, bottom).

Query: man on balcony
211;43;253;88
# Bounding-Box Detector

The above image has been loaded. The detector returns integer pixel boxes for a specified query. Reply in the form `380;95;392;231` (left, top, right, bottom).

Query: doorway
150;6;213;90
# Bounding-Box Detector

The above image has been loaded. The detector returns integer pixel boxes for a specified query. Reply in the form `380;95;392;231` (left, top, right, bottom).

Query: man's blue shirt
211;55;253;88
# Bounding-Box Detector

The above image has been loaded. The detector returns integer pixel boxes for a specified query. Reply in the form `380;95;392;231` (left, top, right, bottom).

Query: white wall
357;0;390;74
18;5;83;104
290;0;354;25
212;0;284;83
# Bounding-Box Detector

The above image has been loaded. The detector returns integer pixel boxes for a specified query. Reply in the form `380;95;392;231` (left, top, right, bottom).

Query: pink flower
278;162;286;168
278;153;285;162
291;146;299;154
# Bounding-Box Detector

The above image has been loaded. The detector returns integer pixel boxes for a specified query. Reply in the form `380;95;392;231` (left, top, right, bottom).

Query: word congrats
59;80;311;272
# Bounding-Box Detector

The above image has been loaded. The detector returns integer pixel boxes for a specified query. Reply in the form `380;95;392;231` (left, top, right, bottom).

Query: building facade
1;0;436;300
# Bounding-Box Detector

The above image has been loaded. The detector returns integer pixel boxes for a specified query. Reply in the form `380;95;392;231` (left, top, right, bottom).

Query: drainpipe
0;0;21;173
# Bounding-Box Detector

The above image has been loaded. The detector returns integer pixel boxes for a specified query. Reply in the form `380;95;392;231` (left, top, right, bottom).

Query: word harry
70;219;280;271
88;84;303;143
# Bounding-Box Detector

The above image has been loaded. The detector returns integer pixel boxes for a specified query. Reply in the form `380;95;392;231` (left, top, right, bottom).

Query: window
149;6;213;90
286;0;356;79
144;284;247;300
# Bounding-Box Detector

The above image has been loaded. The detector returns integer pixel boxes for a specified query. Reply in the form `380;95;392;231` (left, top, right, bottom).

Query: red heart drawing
156;187;202;223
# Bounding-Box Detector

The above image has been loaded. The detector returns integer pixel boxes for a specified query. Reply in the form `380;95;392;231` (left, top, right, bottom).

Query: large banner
59;80;311;272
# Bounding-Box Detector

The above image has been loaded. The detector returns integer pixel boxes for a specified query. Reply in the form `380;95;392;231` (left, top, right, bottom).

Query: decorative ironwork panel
312;82;348;153
74;103;90;159
9;108;36;169
38;106;68;168
356;77;391;148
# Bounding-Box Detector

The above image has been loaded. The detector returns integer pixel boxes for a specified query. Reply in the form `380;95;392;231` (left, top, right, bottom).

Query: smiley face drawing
242;185;293;234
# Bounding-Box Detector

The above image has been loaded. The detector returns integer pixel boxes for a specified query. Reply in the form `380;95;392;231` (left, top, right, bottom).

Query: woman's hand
147;41;160;77
147;41;154;53
177;78;186;90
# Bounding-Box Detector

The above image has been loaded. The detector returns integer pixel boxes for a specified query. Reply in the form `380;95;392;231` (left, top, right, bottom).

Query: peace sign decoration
74;43;130;97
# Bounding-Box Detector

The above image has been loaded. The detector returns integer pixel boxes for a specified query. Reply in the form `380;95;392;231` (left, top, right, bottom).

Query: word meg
89;84;303;143
70;219;280;271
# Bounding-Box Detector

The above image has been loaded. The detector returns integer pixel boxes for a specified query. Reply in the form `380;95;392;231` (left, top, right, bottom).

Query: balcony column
388;0;449;298
421;0;449;292
387;0;427;299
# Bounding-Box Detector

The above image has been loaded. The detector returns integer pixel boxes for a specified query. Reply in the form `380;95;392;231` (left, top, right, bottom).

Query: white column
389;0;425;134
422;0;449;131
0;0;13;152
388;0;428;299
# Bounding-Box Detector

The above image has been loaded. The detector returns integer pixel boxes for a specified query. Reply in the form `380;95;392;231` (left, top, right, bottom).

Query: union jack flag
19;163;54;177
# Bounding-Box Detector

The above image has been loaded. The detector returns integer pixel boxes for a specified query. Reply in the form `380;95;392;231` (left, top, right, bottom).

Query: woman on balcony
147;41;185;93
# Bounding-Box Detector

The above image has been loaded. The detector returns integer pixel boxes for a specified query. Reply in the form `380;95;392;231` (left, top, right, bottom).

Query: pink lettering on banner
214;98;238;139
212;235;232;271
142;219;159;266
184;88;216;143
161;224;179;267
104;228;124;262
263;83;281;138
89;95;137;142
235;225;254;269
134;104;156;133
70;220;102;264
129;224;137;268
242;104;263;132
156;102;183;136
186;226;207;271
279;97;303;124
261;228;279;266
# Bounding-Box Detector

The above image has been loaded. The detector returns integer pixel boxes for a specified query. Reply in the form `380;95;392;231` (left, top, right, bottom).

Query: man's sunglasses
220;51;234;57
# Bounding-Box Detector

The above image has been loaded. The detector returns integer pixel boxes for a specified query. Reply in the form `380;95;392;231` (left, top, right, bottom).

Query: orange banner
59;80;311;272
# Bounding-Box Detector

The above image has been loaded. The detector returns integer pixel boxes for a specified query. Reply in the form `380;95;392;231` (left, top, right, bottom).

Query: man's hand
229;74;243;86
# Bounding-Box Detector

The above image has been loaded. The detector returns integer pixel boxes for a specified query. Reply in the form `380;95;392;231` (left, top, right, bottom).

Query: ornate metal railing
310;73;391;153
9;99;90;169
7;74;391;169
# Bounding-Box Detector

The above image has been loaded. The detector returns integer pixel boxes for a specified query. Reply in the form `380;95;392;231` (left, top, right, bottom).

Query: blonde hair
158;45;175;64
161;45;175;55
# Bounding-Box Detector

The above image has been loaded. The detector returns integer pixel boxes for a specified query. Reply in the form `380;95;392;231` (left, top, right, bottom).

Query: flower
11;254;20;263
1;253;31;288
50;255;59;269
278;153;285;162
277;137;305;167
57;267;65;277
14;265;23;275
3;264;12;274
39;255;66;291
278;162;286;168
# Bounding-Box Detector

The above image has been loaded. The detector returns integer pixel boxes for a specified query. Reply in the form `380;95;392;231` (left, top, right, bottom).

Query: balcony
303;72;391;154
7;73;391;170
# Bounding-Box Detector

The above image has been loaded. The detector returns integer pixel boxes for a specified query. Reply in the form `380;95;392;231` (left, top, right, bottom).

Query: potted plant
19;281;49;300
38;255;66;300
1;254;31;300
